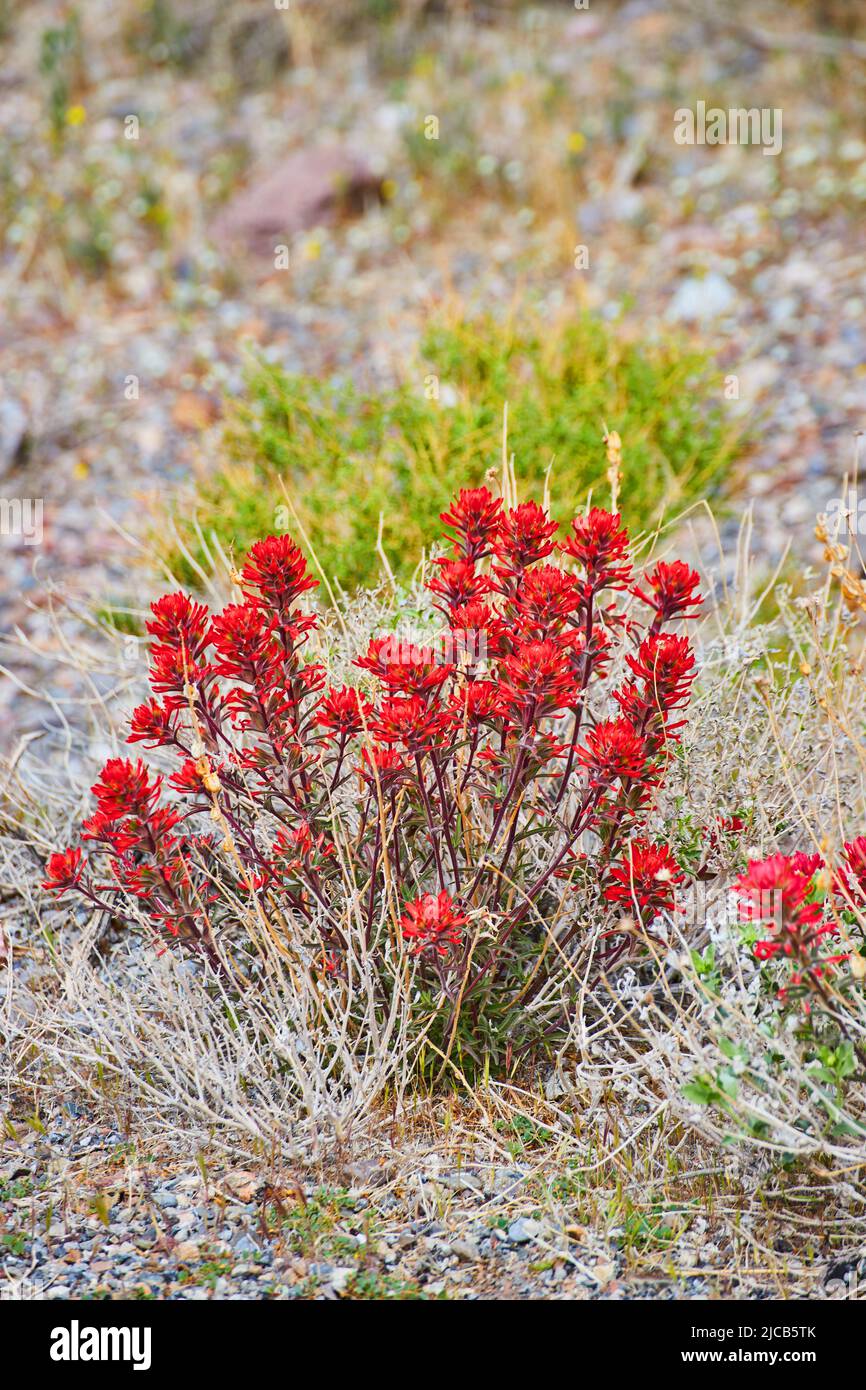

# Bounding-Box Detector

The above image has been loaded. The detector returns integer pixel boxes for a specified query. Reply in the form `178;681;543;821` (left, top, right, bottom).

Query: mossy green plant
162;308;744;592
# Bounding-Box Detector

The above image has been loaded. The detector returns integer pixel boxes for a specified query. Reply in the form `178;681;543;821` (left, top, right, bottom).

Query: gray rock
508;1218;541;1244
328;1266;354;1294
667;272;736;323
487;1167;528;1196
451;1239;481;1262
439;1171;482;1193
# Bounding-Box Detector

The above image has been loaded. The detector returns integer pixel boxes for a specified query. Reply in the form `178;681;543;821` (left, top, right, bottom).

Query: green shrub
164;309;743;592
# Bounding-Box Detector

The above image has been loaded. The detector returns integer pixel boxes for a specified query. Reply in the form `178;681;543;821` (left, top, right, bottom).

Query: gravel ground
1;1111;849;1302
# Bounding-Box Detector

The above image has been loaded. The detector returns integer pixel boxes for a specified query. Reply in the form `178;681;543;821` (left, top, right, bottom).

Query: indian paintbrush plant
44;486;704;1077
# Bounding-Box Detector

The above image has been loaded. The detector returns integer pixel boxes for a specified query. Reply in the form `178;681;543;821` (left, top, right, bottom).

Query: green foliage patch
162;309;742;592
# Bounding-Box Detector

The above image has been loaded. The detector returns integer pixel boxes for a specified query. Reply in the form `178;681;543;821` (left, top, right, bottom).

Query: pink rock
211;146;382;256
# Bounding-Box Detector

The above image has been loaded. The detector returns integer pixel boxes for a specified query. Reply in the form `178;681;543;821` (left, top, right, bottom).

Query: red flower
604;839;683;918
357;746;408;788
370;696;451;753
440;487;503;561
355;637;452;698
789;851;824;880
446;600;506;660
428;558;493;611
636;560;702;623
317;686;372;740
169;760;208;796
148;644;209;707
493;501;559;574
400;890;467;956
271;823;335;876
561;509;631;590
146;593;210;657
754;939;782;961
839;838;866;899
82;759;178;853
616;633;697;742
88;758;162;821
735;854;820;926
128;699;175;747
700;814;746;852
513;564;581;636
449;679;504;726
353;636;395;682
210;602;277;683
577;718;648;785
43;848;85;894
48;485;710;977
241;535;318;616
626;634;695;709
702;814;746;840
500;638;579;722
146;593;212;707
737;853;844;1006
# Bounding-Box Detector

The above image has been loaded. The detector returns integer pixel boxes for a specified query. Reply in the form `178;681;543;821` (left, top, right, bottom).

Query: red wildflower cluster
838;837;866;903
241;534;317;619
128;698;175;748
356;637;453;698
735;852;852;1012
44;755;216;945
615;632;696;749
493;500;559;578
440;487;503;562
577;718;649;786
43;847;84;894
44;486;701;1006
428;557;493;611
512;565;582;637
81;758;180;855
400;891;467;957
636;560;702;624
271;823;336;881
446;600;506;660
603;838;684;920
561;508;632;592
146;592;211;710
370;695;452;753
500;639;579;722
317;686;372;741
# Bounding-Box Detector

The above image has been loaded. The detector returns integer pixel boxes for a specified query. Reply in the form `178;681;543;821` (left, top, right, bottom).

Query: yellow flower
566;131;586;155
66;105;86;127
